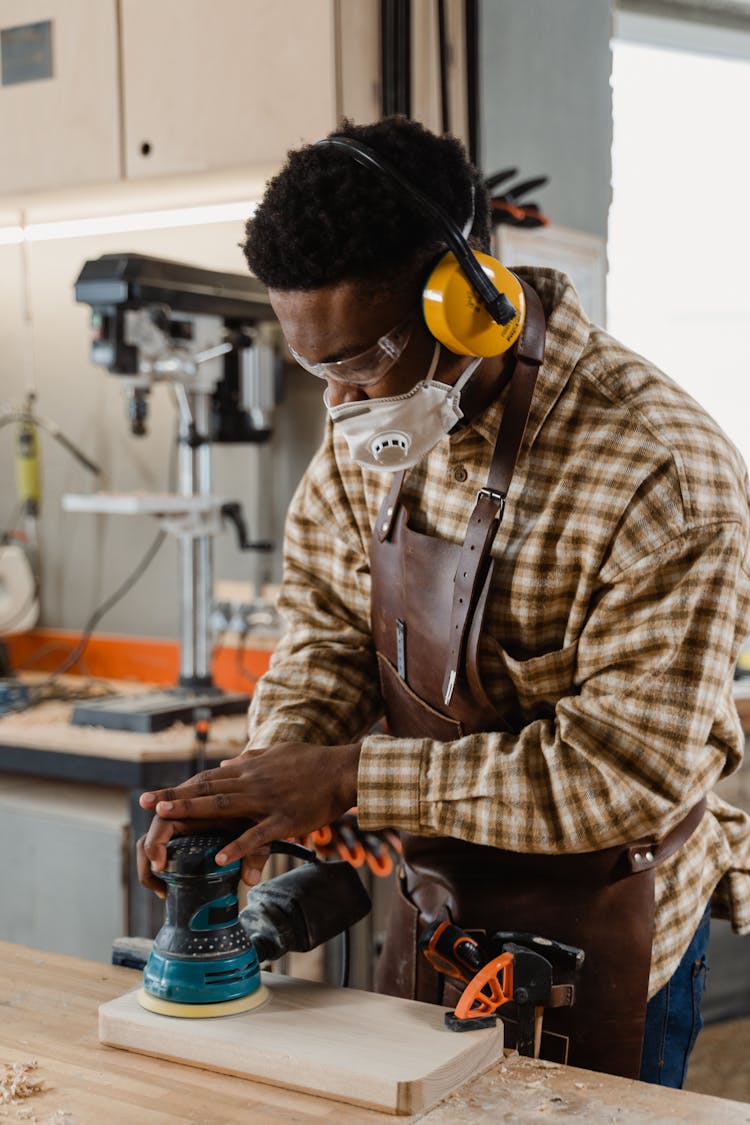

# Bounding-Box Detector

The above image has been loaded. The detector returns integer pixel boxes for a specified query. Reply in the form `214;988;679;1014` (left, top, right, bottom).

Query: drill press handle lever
220;501;273;552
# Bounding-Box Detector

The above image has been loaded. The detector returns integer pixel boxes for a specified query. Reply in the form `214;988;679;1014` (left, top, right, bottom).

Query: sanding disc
137;983;270;1019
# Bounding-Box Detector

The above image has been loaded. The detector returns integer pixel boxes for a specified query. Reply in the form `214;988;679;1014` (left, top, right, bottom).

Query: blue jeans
639;904;710;1087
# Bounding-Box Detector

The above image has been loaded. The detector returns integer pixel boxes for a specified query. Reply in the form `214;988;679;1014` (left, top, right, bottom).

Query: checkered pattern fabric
247;267;750;995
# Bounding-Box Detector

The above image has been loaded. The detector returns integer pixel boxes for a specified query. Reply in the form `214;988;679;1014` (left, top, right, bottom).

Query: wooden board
99;973;504;1116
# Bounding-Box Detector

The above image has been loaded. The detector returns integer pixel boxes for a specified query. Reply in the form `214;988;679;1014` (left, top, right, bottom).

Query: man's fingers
136;833;167;897
153;789;245;819
139;765;244;810
240;848;271;887
142;815;195;871
214;819;278;867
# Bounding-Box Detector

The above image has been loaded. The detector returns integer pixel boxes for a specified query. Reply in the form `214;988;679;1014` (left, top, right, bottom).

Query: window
609;10;750;466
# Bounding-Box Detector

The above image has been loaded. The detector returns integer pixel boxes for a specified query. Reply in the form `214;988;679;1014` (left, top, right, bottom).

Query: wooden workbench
1;942;748;1124
0;688;248;938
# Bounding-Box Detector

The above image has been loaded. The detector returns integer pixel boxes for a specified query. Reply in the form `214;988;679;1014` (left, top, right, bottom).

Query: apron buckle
476;487;506;519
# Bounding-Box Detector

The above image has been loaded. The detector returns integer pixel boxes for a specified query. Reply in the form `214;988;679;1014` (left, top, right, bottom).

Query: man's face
269;277;461;408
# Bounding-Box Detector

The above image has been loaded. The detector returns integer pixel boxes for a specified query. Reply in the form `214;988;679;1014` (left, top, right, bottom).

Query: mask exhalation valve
370;431;411;465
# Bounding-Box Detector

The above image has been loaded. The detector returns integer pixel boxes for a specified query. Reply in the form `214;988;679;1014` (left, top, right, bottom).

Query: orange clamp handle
422;920;484;985
453;952;515;1021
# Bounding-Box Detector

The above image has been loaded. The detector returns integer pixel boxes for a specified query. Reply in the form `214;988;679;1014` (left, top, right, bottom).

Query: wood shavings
0;1110;74;1125
0;1062;44;1105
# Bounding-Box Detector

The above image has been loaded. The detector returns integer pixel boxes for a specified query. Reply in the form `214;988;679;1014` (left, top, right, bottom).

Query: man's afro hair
243;116;491;291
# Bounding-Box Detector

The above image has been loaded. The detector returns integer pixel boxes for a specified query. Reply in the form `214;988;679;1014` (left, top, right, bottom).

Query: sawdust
0;1112;74;1124
0;1063;75;1124
0;1062;44;1105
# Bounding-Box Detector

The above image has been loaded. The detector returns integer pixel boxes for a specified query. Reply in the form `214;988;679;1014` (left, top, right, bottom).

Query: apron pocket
377;652;463;740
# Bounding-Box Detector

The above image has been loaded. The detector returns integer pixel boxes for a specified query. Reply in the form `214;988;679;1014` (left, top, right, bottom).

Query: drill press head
138;832;269;1018
74;252;278;440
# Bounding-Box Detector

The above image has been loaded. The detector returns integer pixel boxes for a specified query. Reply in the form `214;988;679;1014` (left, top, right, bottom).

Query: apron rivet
645;850;654;862
633;852;642;863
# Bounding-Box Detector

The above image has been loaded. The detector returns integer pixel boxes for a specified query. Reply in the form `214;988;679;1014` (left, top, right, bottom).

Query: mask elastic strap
451;354;483;396
422;340;442;386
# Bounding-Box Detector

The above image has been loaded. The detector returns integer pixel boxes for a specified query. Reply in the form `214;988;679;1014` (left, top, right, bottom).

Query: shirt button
453;465;468;482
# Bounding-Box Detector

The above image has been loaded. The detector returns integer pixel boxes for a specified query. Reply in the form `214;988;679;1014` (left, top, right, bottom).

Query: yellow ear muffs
423;251;526;357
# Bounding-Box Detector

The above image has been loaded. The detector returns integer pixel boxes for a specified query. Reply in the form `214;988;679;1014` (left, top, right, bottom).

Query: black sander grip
240;859;371;963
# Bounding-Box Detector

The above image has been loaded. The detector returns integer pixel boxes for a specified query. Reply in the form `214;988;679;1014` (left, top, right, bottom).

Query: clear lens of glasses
288;318;412;387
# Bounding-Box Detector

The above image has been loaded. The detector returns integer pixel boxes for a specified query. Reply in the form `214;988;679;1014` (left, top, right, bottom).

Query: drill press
65;253;279;732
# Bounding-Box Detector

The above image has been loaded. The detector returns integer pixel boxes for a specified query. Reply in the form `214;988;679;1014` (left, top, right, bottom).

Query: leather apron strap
442;280;545;706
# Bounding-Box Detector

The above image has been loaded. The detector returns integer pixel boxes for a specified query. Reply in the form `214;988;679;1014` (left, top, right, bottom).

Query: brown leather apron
369;280;705;1078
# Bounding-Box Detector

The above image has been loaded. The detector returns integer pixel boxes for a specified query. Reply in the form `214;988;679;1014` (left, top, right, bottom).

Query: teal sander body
139;832;268;1017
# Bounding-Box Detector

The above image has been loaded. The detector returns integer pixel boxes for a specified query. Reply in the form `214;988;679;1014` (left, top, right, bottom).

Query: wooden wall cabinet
0;0;380;197
121;0;338;180
0;0;121;196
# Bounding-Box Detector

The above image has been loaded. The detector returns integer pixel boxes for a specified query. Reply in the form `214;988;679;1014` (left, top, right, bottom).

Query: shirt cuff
357;733;426;832
245;719;319;750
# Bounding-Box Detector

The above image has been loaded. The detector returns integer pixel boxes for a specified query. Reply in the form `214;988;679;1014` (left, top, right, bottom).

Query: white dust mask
324;343;482;472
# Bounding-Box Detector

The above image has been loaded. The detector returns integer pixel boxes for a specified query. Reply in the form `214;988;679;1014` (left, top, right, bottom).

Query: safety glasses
288;316;413;387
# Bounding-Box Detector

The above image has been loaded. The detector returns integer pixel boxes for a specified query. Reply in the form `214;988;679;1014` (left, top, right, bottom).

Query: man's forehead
269;276;416;358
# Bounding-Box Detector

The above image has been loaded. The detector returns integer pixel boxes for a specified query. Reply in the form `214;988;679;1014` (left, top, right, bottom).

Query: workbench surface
1;942;748;1124
0;690;248;763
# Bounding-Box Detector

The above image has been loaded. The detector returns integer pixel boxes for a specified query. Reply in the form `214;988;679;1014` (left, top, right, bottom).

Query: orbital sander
138;832;371;1019
138;832;267;1017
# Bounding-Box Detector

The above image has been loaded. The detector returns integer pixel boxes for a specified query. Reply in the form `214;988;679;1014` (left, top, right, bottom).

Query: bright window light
0;225;24;245
0;200;257;245
608;20;750;467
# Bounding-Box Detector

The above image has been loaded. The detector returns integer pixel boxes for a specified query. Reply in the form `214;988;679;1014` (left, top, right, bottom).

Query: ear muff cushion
423;251;525;357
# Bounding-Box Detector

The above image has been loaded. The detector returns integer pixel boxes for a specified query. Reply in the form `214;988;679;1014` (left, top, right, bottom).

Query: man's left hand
139;740;361;884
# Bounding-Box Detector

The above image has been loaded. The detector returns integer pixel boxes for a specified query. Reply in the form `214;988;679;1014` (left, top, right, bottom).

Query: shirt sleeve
246;445;383;750
358;520;750;851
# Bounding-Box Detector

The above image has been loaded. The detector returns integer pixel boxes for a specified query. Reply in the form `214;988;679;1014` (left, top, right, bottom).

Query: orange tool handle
335;824;367;868
309;825;333;847
422;920;485;986
362;837;393;877
453;952;514;1021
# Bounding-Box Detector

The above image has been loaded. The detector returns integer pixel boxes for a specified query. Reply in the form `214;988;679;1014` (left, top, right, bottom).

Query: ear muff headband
315;135;525;357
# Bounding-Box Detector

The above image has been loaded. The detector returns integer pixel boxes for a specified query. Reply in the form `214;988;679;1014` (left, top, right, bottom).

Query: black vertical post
465;0;480;166
437;0;450;134
380;0;412;118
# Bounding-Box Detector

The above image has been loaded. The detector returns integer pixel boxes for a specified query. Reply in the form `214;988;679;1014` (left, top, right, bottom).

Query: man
138;117;750;1085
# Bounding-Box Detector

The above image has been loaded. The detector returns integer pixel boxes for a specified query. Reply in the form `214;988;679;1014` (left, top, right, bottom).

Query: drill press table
2;941;748;1123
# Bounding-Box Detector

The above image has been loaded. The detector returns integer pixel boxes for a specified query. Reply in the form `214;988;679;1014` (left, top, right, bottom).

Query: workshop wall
480;0;614;241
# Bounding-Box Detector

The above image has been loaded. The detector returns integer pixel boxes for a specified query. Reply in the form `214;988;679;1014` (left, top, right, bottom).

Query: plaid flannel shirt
248;267;750;994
